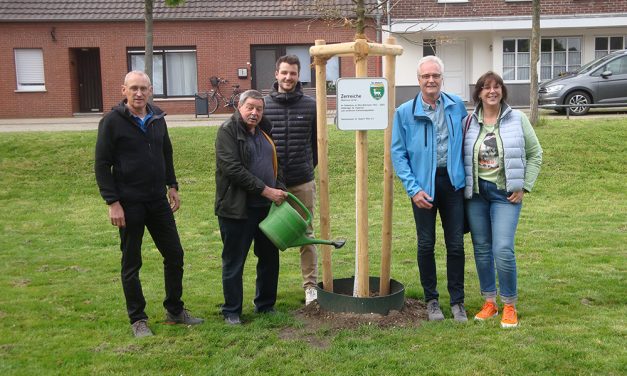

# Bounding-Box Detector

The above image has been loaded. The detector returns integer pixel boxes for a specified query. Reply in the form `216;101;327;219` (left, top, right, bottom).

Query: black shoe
165;309;204;325
224;314;241;325
131;319;154;338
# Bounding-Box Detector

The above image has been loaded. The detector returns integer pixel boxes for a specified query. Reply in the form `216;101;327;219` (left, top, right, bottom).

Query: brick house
387;0;627;106
0;0;379;118
3;1;626;118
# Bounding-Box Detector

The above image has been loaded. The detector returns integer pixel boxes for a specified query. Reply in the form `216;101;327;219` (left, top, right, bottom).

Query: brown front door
76;48;103;113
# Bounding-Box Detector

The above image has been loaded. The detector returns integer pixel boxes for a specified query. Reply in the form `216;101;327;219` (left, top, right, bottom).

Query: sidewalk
0;108;622;132
0;113;232;132
0;111;340;133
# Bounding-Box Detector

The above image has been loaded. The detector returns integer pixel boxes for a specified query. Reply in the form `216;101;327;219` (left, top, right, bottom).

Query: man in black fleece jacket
95;71;202;338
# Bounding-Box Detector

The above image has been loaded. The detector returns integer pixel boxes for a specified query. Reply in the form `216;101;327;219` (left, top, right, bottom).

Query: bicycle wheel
207;95;219;114
230;93;241;109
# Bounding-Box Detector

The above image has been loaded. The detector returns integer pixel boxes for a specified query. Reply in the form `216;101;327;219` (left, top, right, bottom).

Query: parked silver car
538;50;627;115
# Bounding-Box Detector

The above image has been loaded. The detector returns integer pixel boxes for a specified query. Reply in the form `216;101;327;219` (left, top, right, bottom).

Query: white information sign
336;77;388;130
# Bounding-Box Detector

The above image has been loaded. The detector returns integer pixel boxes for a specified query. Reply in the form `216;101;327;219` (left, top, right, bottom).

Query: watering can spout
293;236;346;249
259;192;347;251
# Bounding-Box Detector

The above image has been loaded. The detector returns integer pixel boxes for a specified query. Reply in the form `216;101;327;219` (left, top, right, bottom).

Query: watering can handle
285;192;312;226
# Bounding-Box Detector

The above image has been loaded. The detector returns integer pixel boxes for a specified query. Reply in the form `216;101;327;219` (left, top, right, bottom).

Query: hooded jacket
214;111;285;219
391;92;467;200
95;100;176;205
263;81;317;187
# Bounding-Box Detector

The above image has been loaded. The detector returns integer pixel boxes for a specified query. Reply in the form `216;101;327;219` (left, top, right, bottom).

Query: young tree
144;0;154;85
311;0;437;49
529;0;541;125
312;0;386;38
144;0;186;88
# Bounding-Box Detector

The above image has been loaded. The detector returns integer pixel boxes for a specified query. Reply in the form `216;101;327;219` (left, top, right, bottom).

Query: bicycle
207;76;241;114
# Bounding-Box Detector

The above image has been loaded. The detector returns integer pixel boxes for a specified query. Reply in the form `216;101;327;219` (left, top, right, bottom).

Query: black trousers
119;199;184;324
218;206;279;316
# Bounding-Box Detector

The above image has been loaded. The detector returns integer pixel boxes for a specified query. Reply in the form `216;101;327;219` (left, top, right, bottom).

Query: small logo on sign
370;82;385;100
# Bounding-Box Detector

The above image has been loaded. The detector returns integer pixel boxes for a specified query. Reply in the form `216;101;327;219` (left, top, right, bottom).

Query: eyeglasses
482;85;502;91
419;74;442;80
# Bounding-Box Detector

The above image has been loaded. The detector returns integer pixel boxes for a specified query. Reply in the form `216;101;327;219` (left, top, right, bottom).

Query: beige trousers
287;180;318;289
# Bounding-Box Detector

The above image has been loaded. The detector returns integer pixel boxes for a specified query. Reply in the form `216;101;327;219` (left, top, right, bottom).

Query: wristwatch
168;184;178;191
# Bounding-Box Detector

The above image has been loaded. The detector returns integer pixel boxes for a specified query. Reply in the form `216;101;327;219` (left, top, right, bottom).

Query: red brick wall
390;0;627;18
0;19;377;118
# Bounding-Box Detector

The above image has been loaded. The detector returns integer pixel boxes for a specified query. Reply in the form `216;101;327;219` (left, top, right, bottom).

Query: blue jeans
411;168;465;305
466;179;522;304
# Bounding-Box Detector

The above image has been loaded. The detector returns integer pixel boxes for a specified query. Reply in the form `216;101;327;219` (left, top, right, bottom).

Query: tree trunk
144;0;154;92
355;0;366;38
529;0;540;125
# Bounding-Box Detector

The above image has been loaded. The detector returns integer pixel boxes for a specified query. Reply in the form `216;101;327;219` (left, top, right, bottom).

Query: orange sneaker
474;301;499;321
501;304;519;328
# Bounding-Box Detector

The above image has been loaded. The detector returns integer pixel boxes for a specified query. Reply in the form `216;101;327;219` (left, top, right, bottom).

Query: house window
128;48;197;97
595;36;626;59
503;39;530;80
423;39;436;57
540;37;581;80
286;46;312;84
325;55;340;95
14;48;46;92
285;45;339;94
437;0;468;3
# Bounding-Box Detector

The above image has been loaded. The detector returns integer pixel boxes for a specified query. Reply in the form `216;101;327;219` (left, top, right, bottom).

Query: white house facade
385;1;627;106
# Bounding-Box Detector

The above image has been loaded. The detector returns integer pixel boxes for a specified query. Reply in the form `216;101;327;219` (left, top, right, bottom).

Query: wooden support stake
310;37;403;298
310;41;402;58
379;37;397;296
313;40;333;292
354;39;369;298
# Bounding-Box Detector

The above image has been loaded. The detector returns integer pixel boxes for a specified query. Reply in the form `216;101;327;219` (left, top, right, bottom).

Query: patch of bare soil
279;298;428;348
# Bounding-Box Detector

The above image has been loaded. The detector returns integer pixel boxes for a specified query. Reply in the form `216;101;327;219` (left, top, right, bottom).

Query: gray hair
124;70;151;86
417;55;444;75
238;90;264;108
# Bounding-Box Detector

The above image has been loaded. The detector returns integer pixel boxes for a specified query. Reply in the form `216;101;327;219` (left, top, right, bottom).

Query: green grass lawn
0;117;625;375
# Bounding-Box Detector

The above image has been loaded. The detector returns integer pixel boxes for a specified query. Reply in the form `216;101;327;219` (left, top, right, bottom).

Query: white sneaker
305;287;317;305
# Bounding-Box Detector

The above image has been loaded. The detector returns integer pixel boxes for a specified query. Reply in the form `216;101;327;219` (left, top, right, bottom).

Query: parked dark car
538;50;627;115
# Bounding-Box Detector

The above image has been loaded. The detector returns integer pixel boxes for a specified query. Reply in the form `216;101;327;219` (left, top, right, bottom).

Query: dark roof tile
0;0;378;21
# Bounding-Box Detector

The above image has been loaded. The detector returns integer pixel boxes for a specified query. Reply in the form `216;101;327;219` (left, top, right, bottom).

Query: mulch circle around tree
279;298;428;348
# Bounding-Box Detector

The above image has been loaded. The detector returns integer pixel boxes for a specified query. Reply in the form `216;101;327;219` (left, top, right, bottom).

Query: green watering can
259;192;346;252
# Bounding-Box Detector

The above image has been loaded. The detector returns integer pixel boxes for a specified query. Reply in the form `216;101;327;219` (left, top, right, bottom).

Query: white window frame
423;39;437;56
14;48;46;92
437;0;468;3
594;36;627;59
502;38;530;82
128;48;198;98
540;37;582;80
283;44;340;94
285;46;313;84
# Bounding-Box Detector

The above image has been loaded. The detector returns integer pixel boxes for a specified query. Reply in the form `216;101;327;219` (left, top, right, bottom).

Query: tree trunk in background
355;0;366;38
144;0;154;100
529;0;541;125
